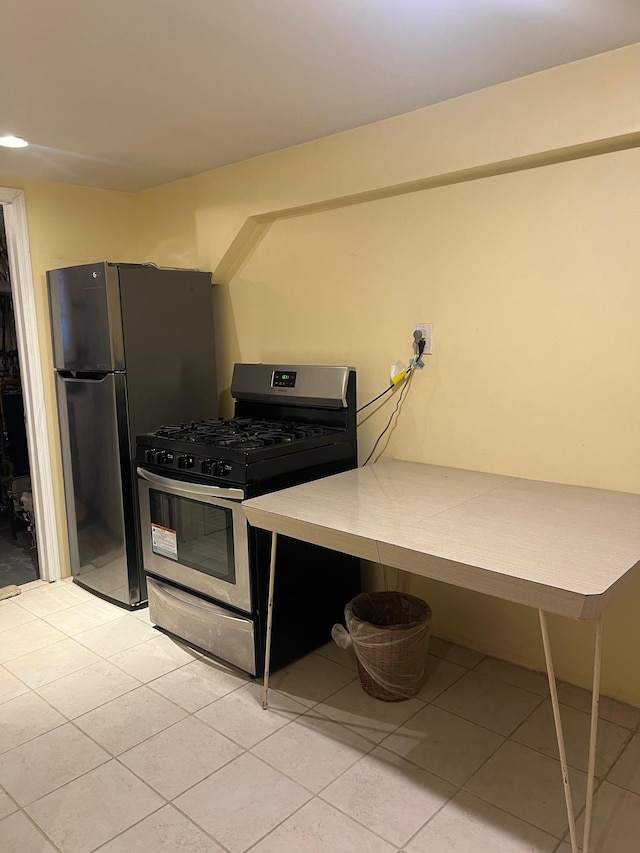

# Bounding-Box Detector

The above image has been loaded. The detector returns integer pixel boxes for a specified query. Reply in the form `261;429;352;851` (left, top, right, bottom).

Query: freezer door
48;263;124;372
56;371;136;605
117;265;217;439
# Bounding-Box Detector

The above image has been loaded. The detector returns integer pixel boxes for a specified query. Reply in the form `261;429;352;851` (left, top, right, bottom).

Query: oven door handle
136;467;245;502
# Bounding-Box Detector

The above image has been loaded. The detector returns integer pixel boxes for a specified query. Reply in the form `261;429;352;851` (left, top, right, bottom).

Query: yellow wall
5;43;640;703
0;173;140;575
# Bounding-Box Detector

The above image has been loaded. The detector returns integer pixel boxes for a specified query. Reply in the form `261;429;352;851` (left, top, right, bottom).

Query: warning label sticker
151;524;178;561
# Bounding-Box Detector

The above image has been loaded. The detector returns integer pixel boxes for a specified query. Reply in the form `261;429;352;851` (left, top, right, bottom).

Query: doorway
0;187;59;585
0;206;39;584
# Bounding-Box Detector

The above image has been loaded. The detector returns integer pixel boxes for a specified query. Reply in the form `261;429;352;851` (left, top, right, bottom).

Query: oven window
148;490;236;584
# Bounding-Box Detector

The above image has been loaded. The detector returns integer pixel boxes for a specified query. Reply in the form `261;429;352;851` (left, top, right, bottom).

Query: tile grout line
87;802;193;853
313;728;460;849
425;639;486;669
32;668;144;721
507;700;636;781
557;773;608;848
10;592;95;619
111;733;243;803
103;639;203;686
3;639;105;690
416;687;545;741
245;714;377;797
457;781;567;844
171;757;361;853
10;805;66;853
71;703;186;761
168;789;242;853
313;790;419;851
458;658;640;740
399;781;559;852
432;689;548;736
0;660;38;697
193;687;309;752
472;647;640;731
601;727;635;783
0;688;69;756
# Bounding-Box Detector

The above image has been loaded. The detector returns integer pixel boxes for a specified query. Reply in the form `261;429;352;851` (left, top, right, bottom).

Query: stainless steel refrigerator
49;262;218;607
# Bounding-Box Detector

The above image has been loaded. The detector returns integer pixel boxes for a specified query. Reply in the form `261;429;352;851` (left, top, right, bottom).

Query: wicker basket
346;591;431;702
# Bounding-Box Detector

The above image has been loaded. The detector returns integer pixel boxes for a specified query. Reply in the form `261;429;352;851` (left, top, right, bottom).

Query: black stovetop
136;414;354;486
150;417;339;451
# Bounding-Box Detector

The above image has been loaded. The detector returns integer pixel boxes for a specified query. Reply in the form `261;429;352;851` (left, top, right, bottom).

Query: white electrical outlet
415;323;433;355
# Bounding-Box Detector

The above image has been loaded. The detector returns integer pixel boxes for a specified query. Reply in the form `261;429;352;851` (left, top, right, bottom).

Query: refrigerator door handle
136;467;245;502
57;370;110;382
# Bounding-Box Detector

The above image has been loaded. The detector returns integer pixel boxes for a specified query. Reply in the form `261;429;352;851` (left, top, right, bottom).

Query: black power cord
362;367;415;466
359;334;426;464
356;382;394;415
357;337;426;415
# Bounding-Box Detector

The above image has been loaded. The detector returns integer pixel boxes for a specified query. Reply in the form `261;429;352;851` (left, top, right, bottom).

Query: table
242;461;640;853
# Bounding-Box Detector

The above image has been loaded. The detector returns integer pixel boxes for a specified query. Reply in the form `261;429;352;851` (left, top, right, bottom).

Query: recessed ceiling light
0;135;29;148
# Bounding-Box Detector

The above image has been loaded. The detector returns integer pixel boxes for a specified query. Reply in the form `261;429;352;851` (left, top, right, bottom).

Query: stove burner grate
151;417;338;452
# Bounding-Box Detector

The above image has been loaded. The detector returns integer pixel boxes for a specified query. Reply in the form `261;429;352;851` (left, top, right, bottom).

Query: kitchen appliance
136;363;361;676
49;262;217;607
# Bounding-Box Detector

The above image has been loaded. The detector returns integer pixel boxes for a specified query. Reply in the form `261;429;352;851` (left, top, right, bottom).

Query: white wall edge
1;187;61;582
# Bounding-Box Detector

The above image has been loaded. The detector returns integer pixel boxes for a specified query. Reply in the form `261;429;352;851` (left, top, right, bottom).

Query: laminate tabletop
242;461;640;619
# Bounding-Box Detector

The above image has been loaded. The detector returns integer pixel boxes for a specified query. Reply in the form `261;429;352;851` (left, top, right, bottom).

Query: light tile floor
2;580;640;852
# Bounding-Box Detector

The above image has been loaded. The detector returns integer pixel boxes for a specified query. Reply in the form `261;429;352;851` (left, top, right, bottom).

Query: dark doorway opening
0;205;39;586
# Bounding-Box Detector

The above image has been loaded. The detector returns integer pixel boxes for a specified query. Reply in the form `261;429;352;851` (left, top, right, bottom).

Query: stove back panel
231;363;353;410
233;369;356;437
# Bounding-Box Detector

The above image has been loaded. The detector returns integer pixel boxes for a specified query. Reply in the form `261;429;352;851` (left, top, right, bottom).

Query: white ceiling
2;0;640;192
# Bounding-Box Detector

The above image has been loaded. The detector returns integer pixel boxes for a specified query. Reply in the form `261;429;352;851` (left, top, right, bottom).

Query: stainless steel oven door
137;467;252;613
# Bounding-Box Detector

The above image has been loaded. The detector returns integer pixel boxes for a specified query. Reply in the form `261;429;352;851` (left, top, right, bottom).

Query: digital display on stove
272;370;297;388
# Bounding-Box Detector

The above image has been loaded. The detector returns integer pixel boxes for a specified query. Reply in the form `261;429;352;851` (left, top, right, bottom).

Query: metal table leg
539;610;603;853
582;615;603;853
262;531;278;710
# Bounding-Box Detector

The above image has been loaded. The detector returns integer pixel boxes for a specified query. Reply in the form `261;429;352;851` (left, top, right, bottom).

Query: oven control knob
177;455;194;469
154;451;174;465
214;462;230;477
144;449;156;464
200;459;215;475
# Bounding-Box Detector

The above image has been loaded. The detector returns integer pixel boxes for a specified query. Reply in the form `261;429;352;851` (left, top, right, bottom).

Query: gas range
136;363;357;490
135;363;361;677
